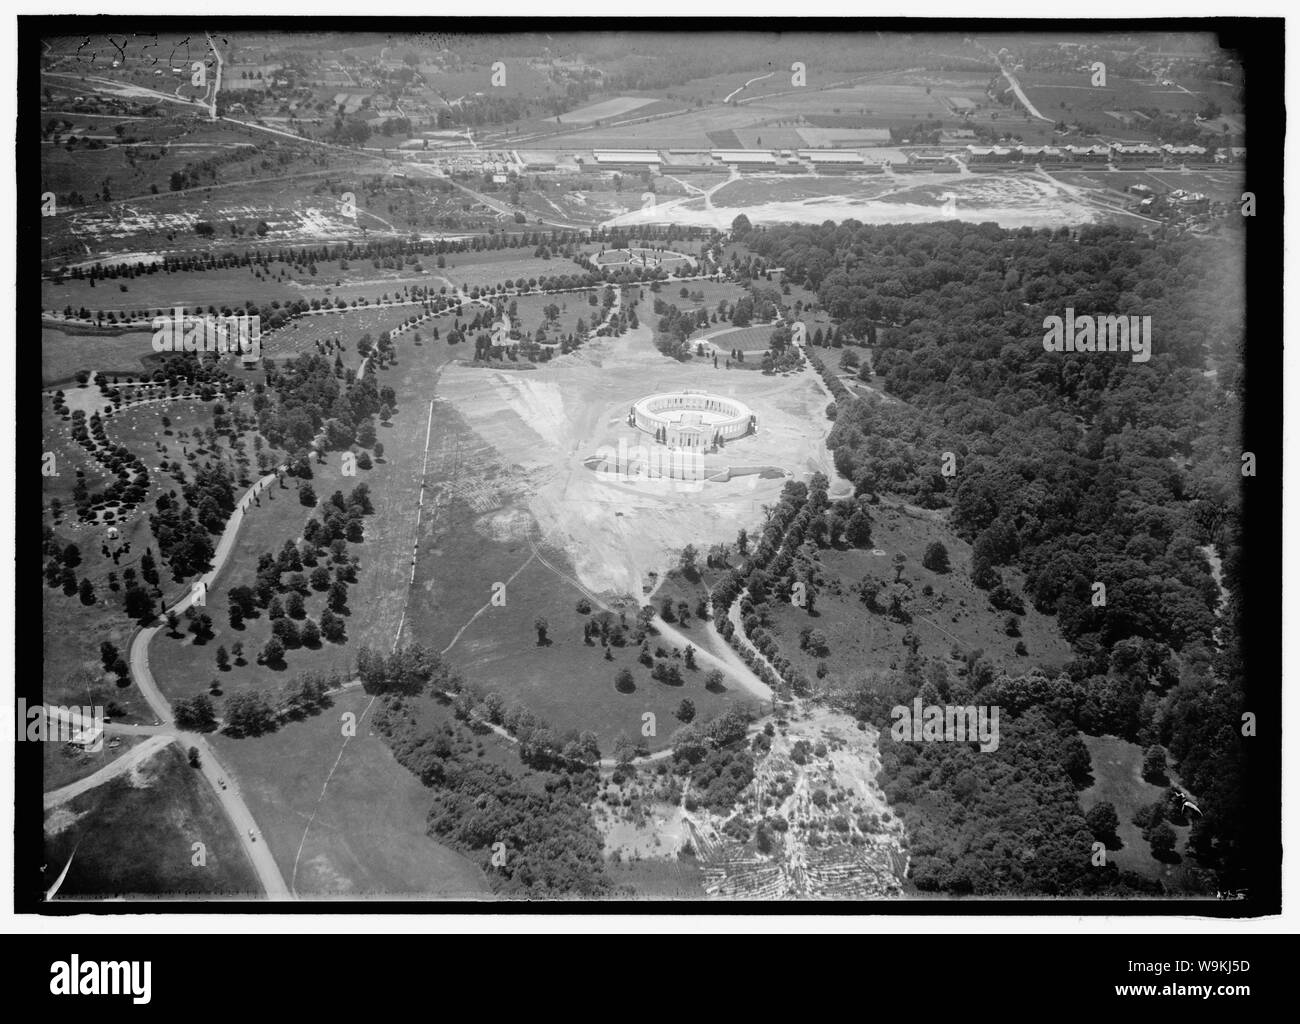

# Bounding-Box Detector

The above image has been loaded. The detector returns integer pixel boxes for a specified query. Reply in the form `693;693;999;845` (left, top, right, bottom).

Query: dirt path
43;734;175;810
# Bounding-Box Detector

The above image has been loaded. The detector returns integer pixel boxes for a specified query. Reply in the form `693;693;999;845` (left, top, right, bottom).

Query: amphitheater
628;389;755;449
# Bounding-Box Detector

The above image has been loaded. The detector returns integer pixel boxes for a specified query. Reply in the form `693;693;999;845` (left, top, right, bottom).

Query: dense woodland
737;219;1250;894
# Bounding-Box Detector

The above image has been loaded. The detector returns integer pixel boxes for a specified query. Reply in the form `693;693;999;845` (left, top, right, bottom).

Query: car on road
248;829;256;842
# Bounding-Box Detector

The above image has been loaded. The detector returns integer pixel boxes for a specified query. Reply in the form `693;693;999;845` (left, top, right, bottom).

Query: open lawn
700;324;782;351
1079;733;1198;891
209;687;489;896
42;327;157;387
403;496;748;752
44;741;259;897
771;501;1074;696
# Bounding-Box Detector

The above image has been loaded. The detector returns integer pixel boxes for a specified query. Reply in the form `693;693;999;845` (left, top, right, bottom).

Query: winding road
122;466;293;898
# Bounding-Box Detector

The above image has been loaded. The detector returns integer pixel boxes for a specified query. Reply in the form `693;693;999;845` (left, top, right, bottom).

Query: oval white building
628;389;755;448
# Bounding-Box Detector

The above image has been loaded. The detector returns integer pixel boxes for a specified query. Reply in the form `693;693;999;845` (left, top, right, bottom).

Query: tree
704;668;726;692
174;694;216;731
679;544;699;579
188;746;201;768
676;698;696;723
922;541;950;573
261;636;285;665
124;584;155;621
1149;821;1178;860
614;667;635;693
1142;745;1168;783
299;482;317;506
892;552;907;582
534;617;549;645
844;508;873;547
216;645;230;671
300;618;321;647
1060;736;1092;784
318;607;344;643
671;723;707;764
1085;802;1120;841
327;580;348;613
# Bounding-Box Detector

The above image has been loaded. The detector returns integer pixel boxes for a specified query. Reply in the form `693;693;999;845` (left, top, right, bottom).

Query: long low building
800;150;865;165
712;150;782;166
586;150;663;172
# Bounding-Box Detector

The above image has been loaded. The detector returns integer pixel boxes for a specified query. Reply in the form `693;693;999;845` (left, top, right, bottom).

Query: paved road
126;467;292;899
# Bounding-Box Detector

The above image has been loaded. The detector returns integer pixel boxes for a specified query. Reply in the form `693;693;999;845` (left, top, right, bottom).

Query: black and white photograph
10;8;1285;948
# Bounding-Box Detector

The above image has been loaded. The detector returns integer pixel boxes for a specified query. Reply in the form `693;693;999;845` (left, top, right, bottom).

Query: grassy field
41;327;157;386
653;279;747;317
44;741;260;897
1048;167;1244;204
44;257;446;320
403;496;748;752
43;732;149;792
263;304;421;365
1019;71;1237;125
606;855;706;898
699;324;780;352
209;687;489;896
148;446;391;705
770;501;1075;696
1078;733;1197;891
438;249;576;291
42;389;264;722
147;329;463;710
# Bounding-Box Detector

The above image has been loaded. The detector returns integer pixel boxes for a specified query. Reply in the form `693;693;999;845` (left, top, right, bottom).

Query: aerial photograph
23;19;1277;909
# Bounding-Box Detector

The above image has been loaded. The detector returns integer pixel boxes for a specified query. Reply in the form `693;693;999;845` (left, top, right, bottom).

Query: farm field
556;96;659;124
1018;71;1239;123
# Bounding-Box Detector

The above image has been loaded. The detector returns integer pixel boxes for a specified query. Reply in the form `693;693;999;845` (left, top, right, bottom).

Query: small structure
69;725;103;752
